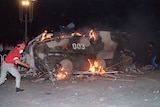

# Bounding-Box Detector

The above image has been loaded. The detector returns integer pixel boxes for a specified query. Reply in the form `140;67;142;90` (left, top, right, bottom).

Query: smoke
75;0;159;64
122;2;159;64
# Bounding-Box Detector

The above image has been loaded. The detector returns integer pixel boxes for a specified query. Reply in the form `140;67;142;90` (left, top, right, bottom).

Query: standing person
0;41;30;92
148;42;158;70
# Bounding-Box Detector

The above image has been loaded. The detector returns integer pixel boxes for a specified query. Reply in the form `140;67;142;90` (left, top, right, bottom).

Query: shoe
16;88;25;92
152;66;158;70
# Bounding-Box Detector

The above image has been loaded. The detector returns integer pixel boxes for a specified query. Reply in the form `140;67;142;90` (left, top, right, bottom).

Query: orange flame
56;67;68;80
57;71;68;80
71;32;82;36
89;30;96;41
88;59;105;74
40;30;53;41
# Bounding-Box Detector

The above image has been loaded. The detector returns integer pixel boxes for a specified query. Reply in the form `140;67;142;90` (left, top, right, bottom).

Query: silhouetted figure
147;42;158;69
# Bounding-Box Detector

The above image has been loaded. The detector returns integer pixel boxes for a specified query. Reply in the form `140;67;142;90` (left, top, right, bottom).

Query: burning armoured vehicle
24;29;134;80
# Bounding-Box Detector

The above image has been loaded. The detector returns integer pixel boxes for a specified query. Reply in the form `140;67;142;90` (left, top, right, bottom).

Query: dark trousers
151;56;158;69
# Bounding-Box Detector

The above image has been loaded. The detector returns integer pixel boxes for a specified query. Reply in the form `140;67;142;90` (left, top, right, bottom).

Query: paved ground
0;69;160;107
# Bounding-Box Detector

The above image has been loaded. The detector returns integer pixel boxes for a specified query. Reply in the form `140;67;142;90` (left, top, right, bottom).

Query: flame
56;67;68;80
89;30;96;41
57;71;68;80
39;29;97;42
88;59;105;74
71;32;82;36
40;30;53;41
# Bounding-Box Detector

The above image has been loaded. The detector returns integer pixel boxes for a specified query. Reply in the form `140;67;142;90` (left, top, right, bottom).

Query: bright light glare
22;0;30;6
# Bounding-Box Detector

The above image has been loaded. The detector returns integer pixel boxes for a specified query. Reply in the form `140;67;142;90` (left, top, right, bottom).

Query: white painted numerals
72;43;85;50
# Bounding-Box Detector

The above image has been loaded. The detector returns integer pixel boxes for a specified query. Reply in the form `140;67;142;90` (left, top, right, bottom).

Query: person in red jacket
0;41;30;92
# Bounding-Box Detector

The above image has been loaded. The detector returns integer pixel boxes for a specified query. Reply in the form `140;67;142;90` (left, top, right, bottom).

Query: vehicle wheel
97;59;106;68
60;59;73;74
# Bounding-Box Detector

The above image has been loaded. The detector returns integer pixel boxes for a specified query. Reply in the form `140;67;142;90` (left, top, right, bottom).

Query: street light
22;0;30;5
19;0;35;43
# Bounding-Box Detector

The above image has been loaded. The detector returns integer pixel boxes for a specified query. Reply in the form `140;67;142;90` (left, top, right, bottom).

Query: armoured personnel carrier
25;29;133;79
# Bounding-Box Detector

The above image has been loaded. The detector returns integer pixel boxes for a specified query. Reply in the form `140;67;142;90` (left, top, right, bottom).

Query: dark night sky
1;0;160;63
0;0;160;43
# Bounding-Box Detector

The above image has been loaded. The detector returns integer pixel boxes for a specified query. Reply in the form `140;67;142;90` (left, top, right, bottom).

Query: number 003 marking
72;43;85;50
